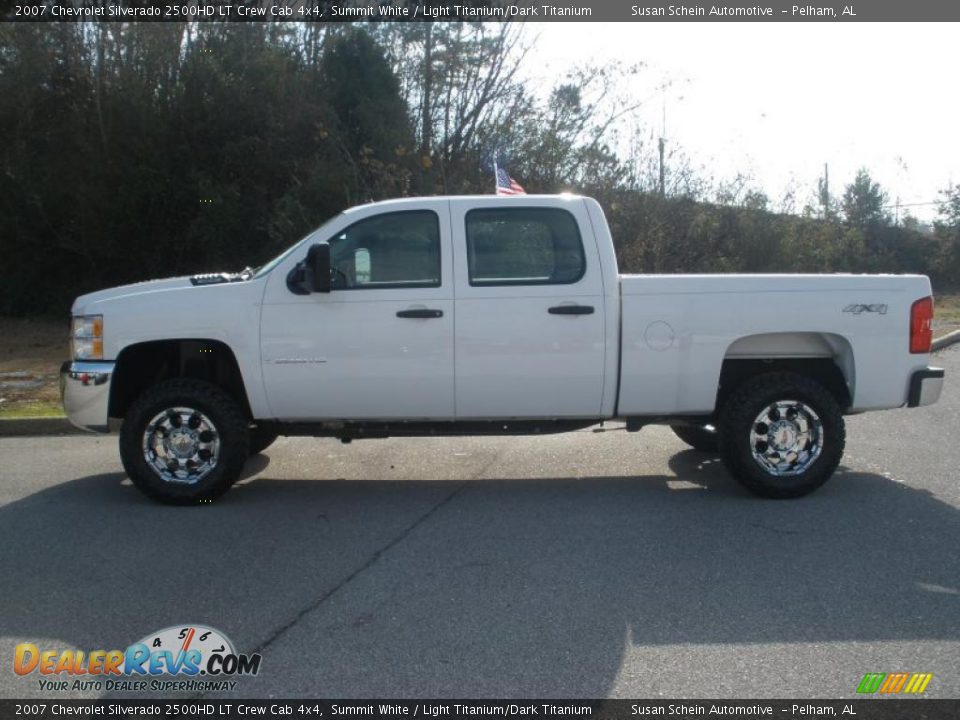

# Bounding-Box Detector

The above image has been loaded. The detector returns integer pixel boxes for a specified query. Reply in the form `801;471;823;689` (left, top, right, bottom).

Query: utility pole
658;95;666;197
820;163;830;219
421;24;433;155
658;137;666;197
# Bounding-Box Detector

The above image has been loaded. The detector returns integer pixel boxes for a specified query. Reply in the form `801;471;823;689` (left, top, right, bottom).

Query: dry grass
0;317;66;418
2;292;958;419
934;292;960;336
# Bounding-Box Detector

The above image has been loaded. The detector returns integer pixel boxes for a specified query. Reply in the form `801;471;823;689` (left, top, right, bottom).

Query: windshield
253;213;342;279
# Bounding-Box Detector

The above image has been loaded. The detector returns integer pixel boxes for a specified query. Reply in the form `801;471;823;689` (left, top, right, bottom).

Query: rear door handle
548;304;594;315
397;308;444;319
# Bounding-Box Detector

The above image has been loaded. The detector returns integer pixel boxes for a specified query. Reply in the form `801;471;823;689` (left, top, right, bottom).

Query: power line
882;200;942;208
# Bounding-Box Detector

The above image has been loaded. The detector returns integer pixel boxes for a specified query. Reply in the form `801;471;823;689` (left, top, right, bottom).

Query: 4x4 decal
843;303;888;315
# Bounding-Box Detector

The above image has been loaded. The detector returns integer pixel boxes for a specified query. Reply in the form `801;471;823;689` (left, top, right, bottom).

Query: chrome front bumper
60;360;114;432
907;367;945;408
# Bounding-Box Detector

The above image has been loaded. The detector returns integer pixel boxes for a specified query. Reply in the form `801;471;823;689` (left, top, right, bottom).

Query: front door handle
397;308;444;319
548;304;594;315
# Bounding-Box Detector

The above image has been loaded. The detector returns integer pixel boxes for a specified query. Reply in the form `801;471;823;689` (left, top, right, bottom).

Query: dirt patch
0;317;66;417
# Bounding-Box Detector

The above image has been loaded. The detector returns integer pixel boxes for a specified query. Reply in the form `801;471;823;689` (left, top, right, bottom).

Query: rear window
465;208;585;286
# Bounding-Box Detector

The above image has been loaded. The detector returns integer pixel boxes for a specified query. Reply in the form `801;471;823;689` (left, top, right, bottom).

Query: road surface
1;347;958;699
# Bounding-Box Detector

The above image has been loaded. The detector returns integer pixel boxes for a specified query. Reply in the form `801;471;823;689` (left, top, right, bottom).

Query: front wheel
718;372;845;499
249;426;279;455
119;379;249;504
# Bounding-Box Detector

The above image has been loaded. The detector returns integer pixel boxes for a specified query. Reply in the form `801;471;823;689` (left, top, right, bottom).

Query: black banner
4;0;960;23
1;700;959;720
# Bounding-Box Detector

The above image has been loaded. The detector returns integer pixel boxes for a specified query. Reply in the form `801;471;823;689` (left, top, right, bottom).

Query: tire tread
671;425;719;453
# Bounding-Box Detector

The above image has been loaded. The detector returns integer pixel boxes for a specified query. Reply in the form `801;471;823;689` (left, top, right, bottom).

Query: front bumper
907;367;945;408
60;360;114;432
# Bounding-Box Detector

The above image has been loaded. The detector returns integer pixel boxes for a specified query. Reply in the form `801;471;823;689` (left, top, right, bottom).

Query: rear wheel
119;379;249;504
718;372;845;498
671;424;719;453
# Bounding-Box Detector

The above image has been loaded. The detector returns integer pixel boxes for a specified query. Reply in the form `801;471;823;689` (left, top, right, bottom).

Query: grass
0;400;64;419
934;292;960;335
2;292;958;421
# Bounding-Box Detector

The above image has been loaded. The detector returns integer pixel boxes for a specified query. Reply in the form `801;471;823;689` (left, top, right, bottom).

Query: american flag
495;166;526;196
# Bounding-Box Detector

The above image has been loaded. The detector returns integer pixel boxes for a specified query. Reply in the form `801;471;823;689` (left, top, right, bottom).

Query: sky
527;23;958;221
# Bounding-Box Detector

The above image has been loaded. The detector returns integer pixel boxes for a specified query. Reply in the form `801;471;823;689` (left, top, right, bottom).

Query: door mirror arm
286;263;309;295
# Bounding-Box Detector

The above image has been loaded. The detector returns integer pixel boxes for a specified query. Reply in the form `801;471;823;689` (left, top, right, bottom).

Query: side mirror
285;242;332;295
306;242;331;293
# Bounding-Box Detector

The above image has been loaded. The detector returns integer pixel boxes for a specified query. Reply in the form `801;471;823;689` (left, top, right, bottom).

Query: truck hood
72;273;250;315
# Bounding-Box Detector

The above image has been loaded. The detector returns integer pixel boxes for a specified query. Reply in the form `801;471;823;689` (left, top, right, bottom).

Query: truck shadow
1;450;958;698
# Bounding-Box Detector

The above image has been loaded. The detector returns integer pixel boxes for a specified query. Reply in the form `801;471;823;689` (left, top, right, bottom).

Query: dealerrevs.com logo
13;624;262;693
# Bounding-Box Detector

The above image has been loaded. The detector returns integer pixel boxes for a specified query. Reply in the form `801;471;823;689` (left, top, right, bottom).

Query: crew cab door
259;202;455;420
450;198;607;418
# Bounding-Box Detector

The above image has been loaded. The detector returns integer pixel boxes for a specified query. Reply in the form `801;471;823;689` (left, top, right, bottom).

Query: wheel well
717;358;852;414
109;340;252;420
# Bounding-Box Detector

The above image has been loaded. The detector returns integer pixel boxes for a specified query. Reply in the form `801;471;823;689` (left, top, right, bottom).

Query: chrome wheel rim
749;399;822;477
142;406;220;484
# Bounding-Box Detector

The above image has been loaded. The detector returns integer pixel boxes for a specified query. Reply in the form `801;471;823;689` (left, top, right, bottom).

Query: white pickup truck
62;195;944;503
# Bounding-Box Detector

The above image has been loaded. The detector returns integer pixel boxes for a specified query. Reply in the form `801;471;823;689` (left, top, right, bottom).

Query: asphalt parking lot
1;346;958;700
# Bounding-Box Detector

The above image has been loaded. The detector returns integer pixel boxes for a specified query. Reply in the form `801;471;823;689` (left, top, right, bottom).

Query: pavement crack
750;522;802;535
249;481;467;658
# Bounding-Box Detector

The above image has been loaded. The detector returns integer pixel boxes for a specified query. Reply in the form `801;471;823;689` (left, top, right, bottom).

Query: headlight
71;315;104;360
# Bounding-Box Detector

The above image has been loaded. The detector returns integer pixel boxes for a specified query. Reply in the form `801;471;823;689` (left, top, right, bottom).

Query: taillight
910;296;933;354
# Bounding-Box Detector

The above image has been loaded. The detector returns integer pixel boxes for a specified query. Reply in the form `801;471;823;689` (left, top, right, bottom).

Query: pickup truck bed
618;273;932;415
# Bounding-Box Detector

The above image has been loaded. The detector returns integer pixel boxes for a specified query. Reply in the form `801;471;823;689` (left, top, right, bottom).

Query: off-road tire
671;424;719;453
249;426;280;455
119;378;249;505
718;372;845;499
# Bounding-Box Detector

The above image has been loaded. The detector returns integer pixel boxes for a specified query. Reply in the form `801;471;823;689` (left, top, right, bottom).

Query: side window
465;208;586;286
327;210;441;289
